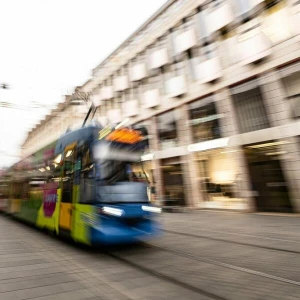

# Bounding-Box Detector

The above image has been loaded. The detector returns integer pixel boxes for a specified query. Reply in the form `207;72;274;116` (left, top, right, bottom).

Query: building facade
22;0;300;212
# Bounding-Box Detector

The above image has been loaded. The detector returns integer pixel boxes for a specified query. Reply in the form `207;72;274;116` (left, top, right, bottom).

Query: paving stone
1;213;300;300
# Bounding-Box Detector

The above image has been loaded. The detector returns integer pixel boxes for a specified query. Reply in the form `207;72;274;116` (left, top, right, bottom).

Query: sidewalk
1;211;300;300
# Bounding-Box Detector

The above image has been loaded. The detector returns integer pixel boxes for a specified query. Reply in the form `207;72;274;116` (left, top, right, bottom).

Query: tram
0;123;161;245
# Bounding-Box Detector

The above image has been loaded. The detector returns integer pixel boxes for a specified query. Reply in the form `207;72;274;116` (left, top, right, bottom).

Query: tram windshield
88;139;149;203
92;140;147;184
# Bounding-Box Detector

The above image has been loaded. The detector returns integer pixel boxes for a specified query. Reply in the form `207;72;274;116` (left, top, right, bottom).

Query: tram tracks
3;216;300;299
106;250;229;300
142;243;300;287
161;229;300;255
105;237;300;300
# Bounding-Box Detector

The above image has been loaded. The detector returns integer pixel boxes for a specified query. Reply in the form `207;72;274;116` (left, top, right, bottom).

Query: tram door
59;144;76;231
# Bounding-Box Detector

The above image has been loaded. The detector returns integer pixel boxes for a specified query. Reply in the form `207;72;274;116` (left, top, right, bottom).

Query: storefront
187;96;247;210
194;147;248;210
243;140;293;213
161;157;186;207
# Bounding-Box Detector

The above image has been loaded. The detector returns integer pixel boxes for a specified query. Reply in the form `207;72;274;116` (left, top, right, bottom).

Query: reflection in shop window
196;150;247;210
189;99;221;143
162;159;186;206
157;110;178;149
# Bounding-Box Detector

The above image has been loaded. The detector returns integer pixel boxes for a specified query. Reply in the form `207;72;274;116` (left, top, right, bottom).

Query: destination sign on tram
100;128;143;144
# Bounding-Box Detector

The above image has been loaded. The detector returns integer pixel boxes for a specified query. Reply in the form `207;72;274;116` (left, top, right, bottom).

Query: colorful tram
0;124;161;245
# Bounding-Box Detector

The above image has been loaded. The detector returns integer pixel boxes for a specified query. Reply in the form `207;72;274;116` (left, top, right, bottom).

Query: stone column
279;136;300;212
259;70;300;212
175;104;204;208
214;88;255;212
148;116;164;206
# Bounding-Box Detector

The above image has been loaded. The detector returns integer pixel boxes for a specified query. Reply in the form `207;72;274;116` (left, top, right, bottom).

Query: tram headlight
102;206;124;217
142;206;162;213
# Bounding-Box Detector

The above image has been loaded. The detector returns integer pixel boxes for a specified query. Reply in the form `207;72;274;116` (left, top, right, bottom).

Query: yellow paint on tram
36;189;61;234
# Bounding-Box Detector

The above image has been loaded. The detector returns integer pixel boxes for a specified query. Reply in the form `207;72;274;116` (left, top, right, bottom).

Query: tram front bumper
90;221;161;245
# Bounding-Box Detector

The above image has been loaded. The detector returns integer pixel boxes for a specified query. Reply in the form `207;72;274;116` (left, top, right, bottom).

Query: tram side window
22;182;30;199
79;148;96;204
81;148;94;178
61;148;76;203
14;182;23;199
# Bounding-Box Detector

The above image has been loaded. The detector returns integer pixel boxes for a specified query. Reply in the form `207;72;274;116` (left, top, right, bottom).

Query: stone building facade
22;0;300;212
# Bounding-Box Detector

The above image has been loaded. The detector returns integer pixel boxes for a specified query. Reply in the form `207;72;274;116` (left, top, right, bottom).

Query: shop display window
157;110;179;149
189;100;221;143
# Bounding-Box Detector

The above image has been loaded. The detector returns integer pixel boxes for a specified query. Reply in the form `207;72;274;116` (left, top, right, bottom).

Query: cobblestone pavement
1;211;300;300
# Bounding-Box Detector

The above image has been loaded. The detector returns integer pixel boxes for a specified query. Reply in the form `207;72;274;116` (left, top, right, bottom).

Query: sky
0;0;167;168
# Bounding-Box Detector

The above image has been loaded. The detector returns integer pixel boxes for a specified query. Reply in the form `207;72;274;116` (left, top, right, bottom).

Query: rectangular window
201;42;218;60
142;74;162;95
165;61;186;83
79;147;95;204
189;98;222;143
147;43;165;77
157;110;179;149
196;8;210;41
221;31;239;66
142;74;163;108
61;147;76;203
281;71;300;119
231;85;270;133
131;85;139;101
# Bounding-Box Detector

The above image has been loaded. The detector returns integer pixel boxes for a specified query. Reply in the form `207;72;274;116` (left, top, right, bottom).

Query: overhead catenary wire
0;101;54;111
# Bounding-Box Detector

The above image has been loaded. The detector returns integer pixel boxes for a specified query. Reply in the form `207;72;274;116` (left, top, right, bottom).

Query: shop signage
187;138;229;152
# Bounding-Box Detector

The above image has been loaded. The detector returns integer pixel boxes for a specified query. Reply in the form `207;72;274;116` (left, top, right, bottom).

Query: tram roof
55;125;102;155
